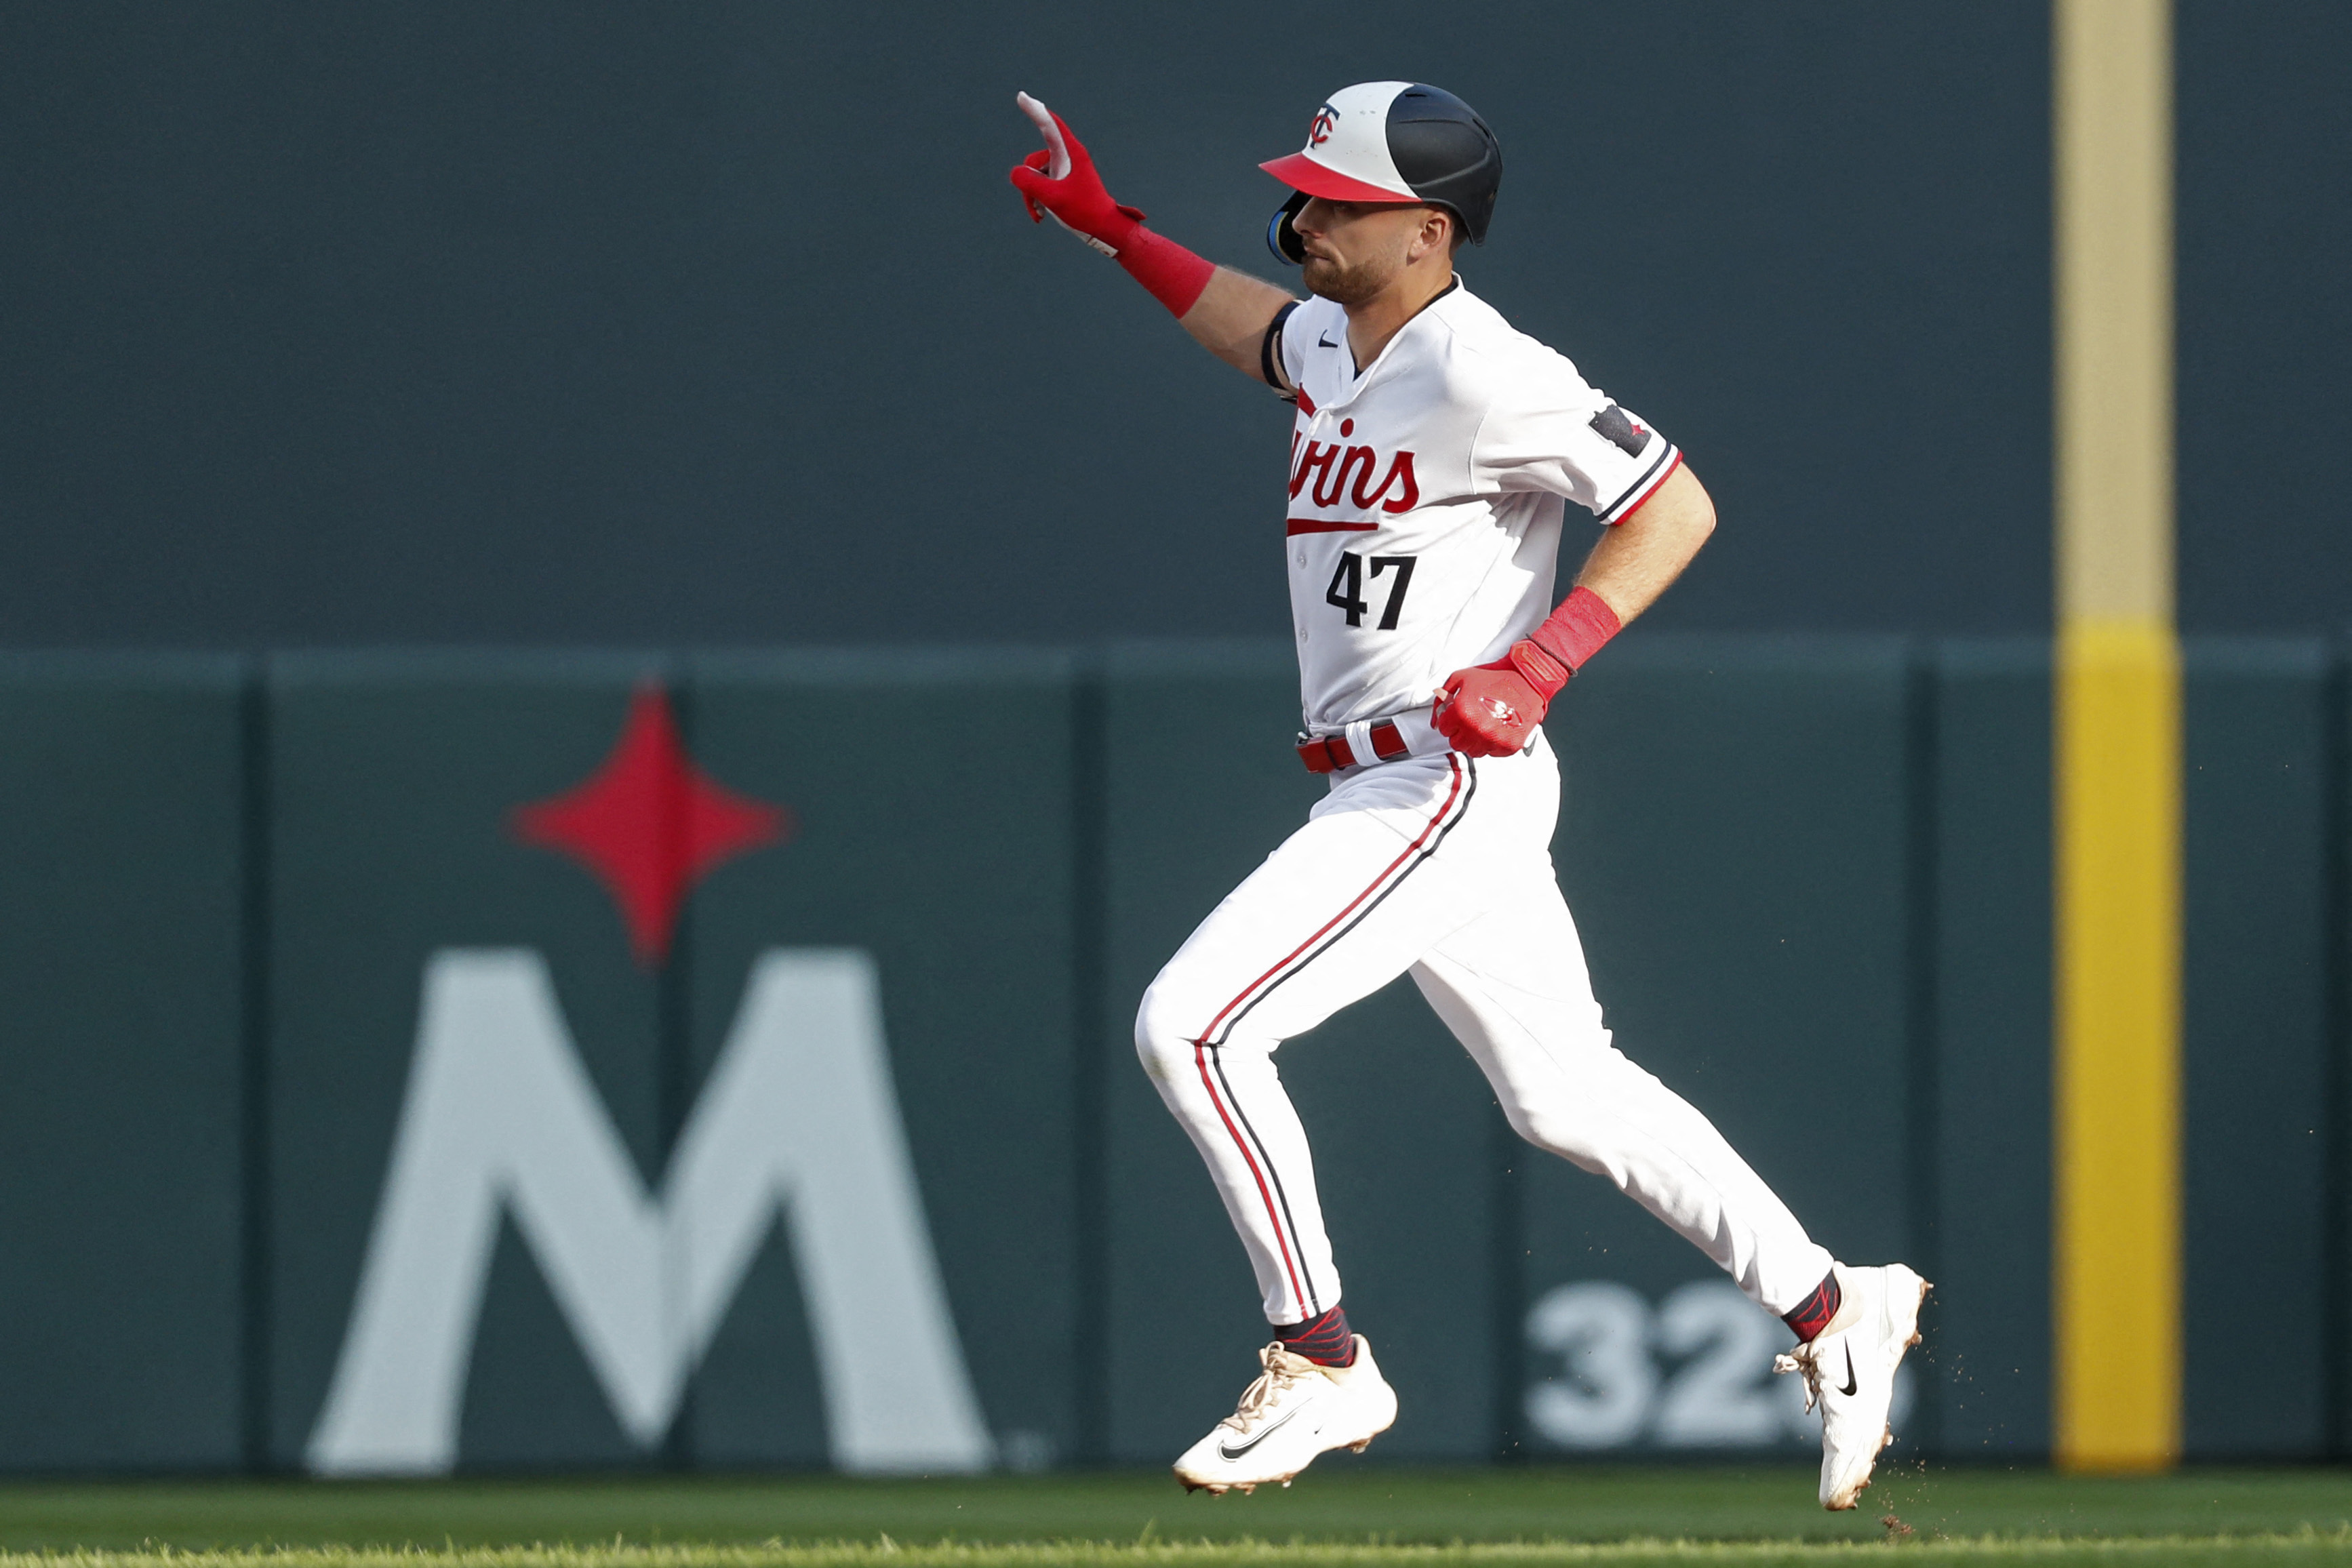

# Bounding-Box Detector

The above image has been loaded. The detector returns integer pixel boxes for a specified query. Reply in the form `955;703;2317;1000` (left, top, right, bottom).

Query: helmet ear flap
1267;190;1310;265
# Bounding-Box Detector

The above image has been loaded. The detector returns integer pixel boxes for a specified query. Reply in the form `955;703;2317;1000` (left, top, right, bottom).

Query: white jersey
1273;279;1681;731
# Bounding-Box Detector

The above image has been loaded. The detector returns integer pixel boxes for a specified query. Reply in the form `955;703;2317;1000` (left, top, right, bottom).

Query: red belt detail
1297;720;1410;773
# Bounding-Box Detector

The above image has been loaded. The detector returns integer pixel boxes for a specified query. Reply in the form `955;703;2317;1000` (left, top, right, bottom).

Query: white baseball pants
1134;734;1835;1325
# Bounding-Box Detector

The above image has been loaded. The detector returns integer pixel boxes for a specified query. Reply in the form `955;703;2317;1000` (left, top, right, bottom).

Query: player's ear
1414;205;1453;260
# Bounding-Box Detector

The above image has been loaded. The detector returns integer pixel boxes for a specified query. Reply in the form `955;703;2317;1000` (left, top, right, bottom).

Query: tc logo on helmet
1308;104;1340;146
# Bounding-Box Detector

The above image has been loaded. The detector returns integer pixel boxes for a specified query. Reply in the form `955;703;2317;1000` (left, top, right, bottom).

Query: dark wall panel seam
238;664;273;1472
1490;1112;1525;1462
2326;641;2351;1459
663;669;696;1472
1071;657;1110;1466
1905;643;1943;1452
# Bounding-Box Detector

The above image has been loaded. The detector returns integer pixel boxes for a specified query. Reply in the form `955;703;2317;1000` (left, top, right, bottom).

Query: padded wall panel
1518;638;1915;1458
266;654;662;1471
1926;639;2052;1460
683;651;1080;1470
2180;639;2333;1458
0;656;247;1470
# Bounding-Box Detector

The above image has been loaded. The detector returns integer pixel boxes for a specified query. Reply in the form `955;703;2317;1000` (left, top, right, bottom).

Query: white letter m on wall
306;948;991;1475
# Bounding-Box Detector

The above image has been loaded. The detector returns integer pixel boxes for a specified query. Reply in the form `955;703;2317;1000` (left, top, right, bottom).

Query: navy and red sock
1782;1270;1842;1343
1276;1304;1356;1367
1279;1281;1834;1364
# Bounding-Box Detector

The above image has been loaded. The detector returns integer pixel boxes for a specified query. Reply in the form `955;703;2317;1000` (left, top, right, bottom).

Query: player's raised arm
1009;94;1295;385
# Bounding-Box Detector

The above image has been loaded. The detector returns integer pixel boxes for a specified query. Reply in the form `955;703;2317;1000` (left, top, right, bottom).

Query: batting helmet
1262;82;1502;264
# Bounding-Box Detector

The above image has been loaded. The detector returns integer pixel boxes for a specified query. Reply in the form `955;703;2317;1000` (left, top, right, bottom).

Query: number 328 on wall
1523;1279;1917;1450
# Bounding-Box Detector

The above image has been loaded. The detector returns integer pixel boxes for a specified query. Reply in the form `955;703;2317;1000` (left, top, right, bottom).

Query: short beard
1302;249;1401;307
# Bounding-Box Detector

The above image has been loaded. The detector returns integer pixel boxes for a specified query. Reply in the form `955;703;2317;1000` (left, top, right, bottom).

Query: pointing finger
1014;91;1071;179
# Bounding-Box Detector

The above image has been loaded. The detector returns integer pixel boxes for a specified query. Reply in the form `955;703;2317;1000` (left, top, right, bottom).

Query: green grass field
4;1466;2352;1567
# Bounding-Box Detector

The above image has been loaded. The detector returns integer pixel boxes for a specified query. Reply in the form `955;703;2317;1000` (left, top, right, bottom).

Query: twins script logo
1290;430;1420;515
1308;103;1340;146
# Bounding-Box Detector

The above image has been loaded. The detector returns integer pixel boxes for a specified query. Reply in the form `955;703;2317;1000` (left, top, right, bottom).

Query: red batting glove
1008;92;1214;317
1008;94;1146;256
1433;639;1572;757
1435;587;1625;756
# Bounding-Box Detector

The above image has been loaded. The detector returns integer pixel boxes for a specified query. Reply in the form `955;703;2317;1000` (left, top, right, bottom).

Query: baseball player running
1009;82;1927;1509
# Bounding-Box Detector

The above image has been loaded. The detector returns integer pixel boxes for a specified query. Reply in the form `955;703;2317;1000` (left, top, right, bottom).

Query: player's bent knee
1133;985;1199;1084
1496;1099;1544;1146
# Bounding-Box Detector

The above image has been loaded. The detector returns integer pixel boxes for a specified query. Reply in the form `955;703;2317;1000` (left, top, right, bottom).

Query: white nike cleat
1172;1335;1398;1495
1775;1262;1930;1510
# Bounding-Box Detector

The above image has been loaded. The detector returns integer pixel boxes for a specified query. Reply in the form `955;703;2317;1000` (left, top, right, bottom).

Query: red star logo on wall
512;685;792;965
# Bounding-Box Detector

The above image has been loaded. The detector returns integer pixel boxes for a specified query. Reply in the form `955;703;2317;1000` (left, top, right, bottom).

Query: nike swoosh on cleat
1838;1345;1858;1397
1217;1408;1300;1461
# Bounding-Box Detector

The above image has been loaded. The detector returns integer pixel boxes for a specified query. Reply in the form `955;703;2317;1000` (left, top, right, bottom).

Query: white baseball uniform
1134;279;1835;1325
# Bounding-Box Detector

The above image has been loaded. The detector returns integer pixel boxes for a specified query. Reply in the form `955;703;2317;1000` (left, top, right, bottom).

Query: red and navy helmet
1262;81;1502;264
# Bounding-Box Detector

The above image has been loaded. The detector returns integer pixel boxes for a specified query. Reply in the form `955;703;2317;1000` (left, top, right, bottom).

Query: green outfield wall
0;637;2338;1474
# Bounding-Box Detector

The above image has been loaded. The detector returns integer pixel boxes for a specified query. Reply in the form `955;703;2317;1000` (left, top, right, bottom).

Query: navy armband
1260;300;1300;393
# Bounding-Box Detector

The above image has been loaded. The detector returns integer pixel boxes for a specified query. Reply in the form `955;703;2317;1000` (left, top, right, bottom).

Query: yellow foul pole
2051;0;2180;1471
